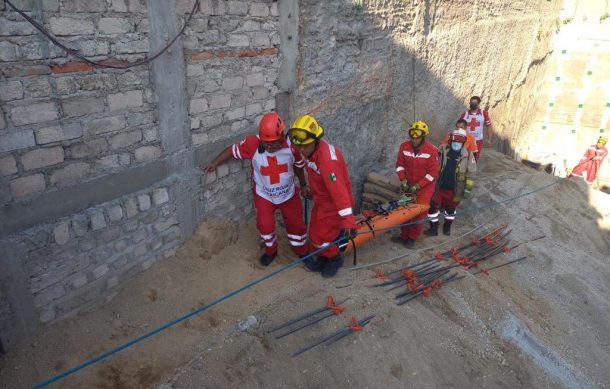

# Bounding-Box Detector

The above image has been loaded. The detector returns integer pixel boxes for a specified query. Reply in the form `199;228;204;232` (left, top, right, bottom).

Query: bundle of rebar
370;225;541;306
291;315;375;357
268;296;349;339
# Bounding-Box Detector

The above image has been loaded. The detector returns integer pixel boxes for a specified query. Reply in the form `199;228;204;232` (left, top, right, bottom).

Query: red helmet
259;112;285;141
449;128;467;143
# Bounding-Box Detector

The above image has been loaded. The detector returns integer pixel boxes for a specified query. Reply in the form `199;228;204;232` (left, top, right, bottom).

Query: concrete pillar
147;0;198;238
0;241;39;350
278;0;299;120
278;0;299;92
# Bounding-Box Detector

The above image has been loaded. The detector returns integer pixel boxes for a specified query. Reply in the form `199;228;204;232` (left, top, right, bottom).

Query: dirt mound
1;150;608;388
178;218;239;260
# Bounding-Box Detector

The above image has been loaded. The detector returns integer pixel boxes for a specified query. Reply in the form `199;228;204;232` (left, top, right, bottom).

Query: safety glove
463;188;472;199
399;194;413;203
457;174;466;182
400;180;410;192
409;183;421;193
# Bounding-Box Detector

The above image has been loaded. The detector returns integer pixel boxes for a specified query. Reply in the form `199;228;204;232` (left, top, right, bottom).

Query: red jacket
305;140;357;229
580;144;608;163
395;140;439;189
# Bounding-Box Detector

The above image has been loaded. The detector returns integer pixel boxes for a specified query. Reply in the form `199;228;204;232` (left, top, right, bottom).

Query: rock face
293;0;561;195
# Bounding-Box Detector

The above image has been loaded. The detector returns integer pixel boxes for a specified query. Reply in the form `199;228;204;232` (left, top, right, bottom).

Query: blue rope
33;179;560;388
33;245;327;388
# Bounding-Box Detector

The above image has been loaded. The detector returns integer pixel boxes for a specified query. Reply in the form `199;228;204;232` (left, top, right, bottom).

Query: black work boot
321;254;344;278
443;221;453;236
303;256;326;272
424;221;439;236
259;251;277;266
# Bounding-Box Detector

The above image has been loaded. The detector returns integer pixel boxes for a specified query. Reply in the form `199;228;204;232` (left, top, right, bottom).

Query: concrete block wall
0;1;159;207
0;0;177;341
0;0;281;347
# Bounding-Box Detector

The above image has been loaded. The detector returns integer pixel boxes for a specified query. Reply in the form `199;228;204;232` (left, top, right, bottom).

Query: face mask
469;103;478;110
450;142;463;151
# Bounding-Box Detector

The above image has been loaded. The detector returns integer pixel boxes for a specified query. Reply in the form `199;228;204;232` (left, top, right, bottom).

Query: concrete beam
0;161;168;238
0;241;39;349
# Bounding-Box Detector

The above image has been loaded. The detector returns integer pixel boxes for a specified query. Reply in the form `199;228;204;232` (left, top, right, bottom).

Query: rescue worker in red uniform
569;136;608;185
392;120;439;248
459;96;492;162
425;122;477;236
201;112;309;266
288;114;357;278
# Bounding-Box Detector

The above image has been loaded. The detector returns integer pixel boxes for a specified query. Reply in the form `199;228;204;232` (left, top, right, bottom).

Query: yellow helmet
408;120;429;139
599;135;608;145
288;114;324;145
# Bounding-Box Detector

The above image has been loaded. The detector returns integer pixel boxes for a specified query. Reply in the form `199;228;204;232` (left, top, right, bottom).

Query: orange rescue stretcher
344;202;429;253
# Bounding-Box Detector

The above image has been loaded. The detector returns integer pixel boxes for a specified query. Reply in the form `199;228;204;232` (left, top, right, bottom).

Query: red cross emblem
467;117;480;131
260;156;288;185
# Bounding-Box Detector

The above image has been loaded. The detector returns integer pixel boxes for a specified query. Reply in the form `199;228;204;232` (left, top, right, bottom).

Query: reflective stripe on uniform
444;210;456;221
329;144;338;161
260;233;274;240
232;144;242;159
403;151;431;158
338;207;352;216
264;238;277;247
428;211;440;222
288;240;308;247
396;166;405;172
425;174;434;182
287;233;307;240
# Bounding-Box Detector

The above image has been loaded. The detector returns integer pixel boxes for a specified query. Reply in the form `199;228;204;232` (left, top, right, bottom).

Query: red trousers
474;140;484;163
571;160;599;184
309;205;343;258
428;189;460;221
254;191;308;256
400;186;433;240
